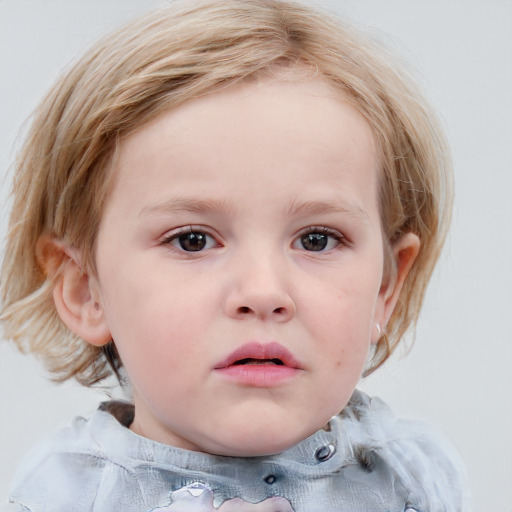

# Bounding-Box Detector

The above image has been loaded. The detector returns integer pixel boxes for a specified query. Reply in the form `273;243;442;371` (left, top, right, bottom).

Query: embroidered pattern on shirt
151;482;295;511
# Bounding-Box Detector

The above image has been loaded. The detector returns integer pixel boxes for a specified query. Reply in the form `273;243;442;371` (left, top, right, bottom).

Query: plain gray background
1;1;511;510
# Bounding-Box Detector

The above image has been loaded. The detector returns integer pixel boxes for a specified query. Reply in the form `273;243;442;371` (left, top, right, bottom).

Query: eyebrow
139;197;236;217
284;199;370;223
139;196;370;223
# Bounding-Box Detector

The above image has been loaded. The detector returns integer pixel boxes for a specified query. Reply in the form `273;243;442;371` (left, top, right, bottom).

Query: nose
223;252;296;323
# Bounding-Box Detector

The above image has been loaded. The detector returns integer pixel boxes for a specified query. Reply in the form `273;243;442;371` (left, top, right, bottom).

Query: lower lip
214;364;300;387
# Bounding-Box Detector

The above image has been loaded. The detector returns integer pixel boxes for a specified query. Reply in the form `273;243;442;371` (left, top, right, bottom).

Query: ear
371;232;420;343
36;235;112;347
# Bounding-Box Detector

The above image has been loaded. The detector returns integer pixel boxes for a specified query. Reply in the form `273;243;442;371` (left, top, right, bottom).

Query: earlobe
37;236;112;347
372;232;420;343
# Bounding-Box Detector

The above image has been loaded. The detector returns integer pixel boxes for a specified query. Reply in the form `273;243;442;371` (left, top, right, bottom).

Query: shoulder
8;403;141;511
336;390;472;511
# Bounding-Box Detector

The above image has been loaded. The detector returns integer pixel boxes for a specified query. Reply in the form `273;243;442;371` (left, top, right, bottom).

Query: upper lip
214;341;302;370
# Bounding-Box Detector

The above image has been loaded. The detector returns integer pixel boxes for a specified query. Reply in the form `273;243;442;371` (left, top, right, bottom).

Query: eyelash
161;225;347;253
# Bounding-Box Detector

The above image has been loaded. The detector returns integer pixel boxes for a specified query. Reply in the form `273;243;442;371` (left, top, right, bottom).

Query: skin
51;76;419;457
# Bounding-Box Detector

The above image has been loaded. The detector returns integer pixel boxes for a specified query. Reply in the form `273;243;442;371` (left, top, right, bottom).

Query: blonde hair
0;0;452;386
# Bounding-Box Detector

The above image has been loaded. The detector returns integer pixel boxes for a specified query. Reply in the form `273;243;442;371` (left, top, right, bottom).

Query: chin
205;425;310;458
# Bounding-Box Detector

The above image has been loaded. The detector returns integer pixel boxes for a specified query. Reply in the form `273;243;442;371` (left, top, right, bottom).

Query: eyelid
297;225;346;240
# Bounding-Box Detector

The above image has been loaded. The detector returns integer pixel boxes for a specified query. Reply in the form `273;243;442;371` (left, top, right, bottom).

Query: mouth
214;342;301;370
213;342;302;387
232;357;285;366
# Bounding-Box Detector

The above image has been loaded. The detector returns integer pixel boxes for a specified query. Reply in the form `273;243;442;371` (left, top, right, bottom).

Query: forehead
105;76;380;220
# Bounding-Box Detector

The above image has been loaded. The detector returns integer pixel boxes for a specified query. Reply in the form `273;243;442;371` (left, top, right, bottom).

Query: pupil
302;233;327;251
179;232;206;251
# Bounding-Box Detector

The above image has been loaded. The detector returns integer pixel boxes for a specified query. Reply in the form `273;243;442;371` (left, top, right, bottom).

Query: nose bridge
225;242;295;321
243;247;283;289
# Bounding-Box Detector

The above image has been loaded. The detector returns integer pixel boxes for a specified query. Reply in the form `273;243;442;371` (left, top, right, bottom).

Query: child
1;0;470;510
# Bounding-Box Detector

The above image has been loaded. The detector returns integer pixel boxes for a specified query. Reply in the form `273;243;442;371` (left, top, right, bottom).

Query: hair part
0;0;452;386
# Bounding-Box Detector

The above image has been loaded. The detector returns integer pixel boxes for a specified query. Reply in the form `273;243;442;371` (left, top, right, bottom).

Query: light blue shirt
6;391;471;511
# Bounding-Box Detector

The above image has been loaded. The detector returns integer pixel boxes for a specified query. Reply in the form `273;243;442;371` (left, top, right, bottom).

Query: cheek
304;274;380;334
297;271;380;385
108;300;204;402
98;266;211;370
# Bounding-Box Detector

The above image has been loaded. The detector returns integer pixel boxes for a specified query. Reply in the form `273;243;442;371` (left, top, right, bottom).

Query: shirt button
314;443;336;462
264;474;277;484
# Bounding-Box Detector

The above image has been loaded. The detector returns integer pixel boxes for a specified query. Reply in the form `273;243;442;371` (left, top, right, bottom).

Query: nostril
273;307;286;314
238;306;251;314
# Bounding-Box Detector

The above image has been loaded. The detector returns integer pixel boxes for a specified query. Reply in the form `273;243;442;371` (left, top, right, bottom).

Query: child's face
90;76;393;456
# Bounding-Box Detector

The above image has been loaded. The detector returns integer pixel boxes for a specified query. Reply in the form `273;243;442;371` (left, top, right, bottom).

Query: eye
293;228;344;252
164;229;218;252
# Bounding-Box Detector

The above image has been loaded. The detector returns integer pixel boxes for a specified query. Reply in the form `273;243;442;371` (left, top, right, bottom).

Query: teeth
234;358;284;366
